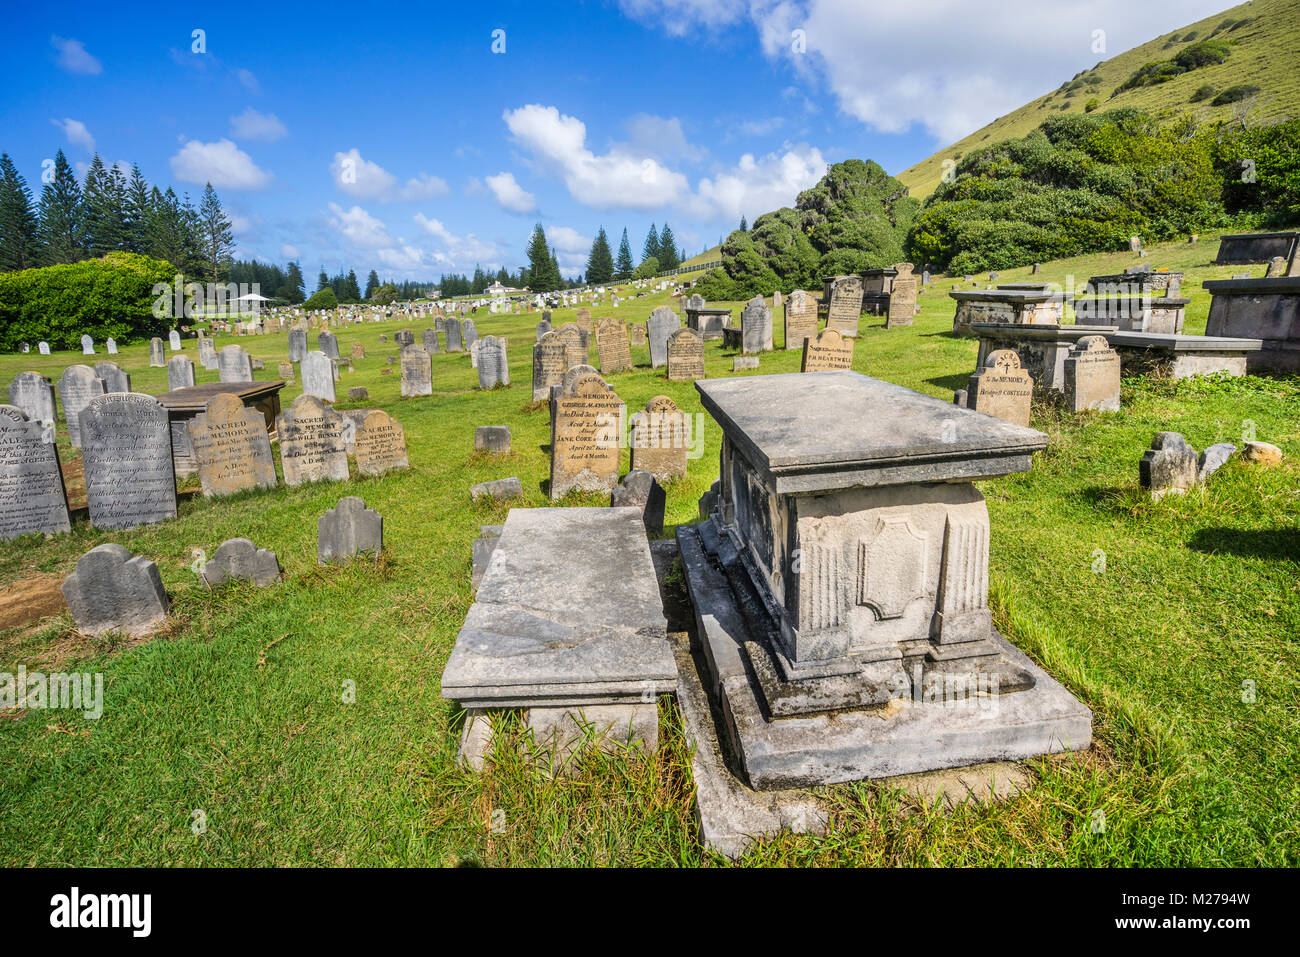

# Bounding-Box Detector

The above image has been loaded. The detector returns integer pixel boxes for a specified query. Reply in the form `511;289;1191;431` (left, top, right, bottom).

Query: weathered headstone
826;275;864;337
462;319;478;350
401;345;433;397
57;364;105;447
629;395;689;483
470;477;523;501
289;327;308;362
200;538;281;587
445;318;463;352
169;330;182;352
801;328;854;372
1063;335;1121;413
422;328;439;354
354;410;409;477
81;334;95;355
218;345;253;383
475;425;510;453
647;307;682;369
964;350;1033;427
558;323;587;368
628;323;648;346
351;340;366;361
1140;432;1199;500
106;337;118;355
734;355;759;371
149;338;165;367
38;341;50;356
784;289;818;350
477;336;509;390
80;393;177;529
886;274;918;329
666;328;705;382
532;332;569;402
278;360;295;381
611;468;665;534
318;497;383;564
61;544;169;636
348;386;369;401
7;372;56;427
575;307;592;333
318;330;340;361
276;394;349;486
549;372;624;500
596;317;632;375
301;350;337;403
166;355;195;391
536;320;551;341
395;329;415;349
0;404;70;541
199;336;219;370
188;392;278;498
741;296;773;353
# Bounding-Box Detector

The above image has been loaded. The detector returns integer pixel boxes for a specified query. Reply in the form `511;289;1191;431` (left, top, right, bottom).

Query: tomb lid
1217;230;1299;241
695;371;1047;494
1202;276;1300;294
948;288;1064;303
859;266;899;278
995;282;1053;291
1073;296;1191;306
440;507;674;705
154;380;285;412
969;322;1117;340
1108;332;1262;351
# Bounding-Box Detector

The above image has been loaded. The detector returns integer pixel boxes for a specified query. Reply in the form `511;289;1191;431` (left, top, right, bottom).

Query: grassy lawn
0;232;1296;866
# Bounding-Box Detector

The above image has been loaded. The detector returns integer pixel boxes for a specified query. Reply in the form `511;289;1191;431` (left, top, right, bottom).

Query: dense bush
1114;40;1230;95
0;251;175;351
303;287;338;310
1212;84;1262;105
1190;84;1217;102
632;257;660;280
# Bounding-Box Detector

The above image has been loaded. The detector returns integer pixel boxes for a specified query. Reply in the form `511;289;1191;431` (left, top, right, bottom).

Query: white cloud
170;138;272;189
230;107;286;142
503;104;689;210
693;144;826;223
228;212;260;237
51;36;102;75
413;213;504;268
484;171;537;214
235;68;260;93
546;225;592;254
618;0;748;37
51;118;94;151
622;114;706;163
331;148;447;202
281;244;300;259
327;203;392;248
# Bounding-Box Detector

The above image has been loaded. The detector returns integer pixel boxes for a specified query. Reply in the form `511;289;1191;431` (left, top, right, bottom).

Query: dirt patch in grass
61;456;86;509
0;573;67;631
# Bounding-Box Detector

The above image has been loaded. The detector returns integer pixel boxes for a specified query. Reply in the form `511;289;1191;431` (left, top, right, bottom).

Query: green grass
897;0;1300;198
0;233;1297;866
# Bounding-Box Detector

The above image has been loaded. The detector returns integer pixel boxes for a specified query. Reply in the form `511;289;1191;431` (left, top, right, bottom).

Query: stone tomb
549;372;624;500
532;332;569;402
276;394;349;486
8;372;56;427
1203;276;1300;372
666;327;705;382
0;404;71;541
441;507;675;769
401;345;433;397
477;336;509;390
783;290;818;351
647;307;682;369
950;287;1064;337
61;544;169;637
825;275;864;337
686;295;731;341
960;349;1033;427
354;410;409;477
677;371;1090;794
629;395;689;483
596;317;632;375
801;328;854;372
80;393;178;530
1063;335;1121;413
187;393;278;498
57;365;105;447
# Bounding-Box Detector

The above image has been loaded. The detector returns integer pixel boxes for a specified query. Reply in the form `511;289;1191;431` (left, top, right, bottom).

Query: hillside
896;0;1300;199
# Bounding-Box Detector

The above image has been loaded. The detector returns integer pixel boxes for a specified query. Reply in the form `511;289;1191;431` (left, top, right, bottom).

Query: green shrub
1212;84;1262;105
1174;39;1229;69
1085;98;1100;113
303;287;338;310
632;256;660;280
0;252;175;352
1190;84;1216;103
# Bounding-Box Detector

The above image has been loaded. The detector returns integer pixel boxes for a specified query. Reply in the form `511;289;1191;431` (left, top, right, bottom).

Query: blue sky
2;0;1231;280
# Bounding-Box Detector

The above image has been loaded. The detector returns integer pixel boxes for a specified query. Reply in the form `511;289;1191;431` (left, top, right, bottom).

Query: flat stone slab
1108;331;1262;352
695;371;1047;493
442;507;676;709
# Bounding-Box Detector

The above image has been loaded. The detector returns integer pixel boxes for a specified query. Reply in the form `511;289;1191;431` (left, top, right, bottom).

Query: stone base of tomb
457;702;659;773
676;521;1092;791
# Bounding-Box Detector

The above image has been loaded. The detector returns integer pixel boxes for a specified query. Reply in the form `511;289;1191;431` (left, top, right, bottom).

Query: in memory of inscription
80;393;178;530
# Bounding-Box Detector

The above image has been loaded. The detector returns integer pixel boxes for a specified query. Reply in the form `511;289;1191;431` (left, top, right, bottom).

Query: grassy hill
897;0;1300;199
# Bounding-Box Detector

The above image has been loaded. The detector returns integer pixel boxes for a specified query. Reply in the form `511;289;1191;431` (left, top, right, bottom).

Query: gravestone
647;307;682;369
575;307;592;333
379;334;388;344
301;350;337;402
477;336;509;390
401;345;433;397
57;365;105;447
886;273;918;329
422;328;439;354
61;544;169;637
0;404;71;541
611;469;666;534
741;296;773;353
80;393;177;529
166;355;195;391
826;275;864;337
395;329;415;349
38;341;50;355
149;338;165;367
278;360;295;381
734;355;759;371
319;330;340;361
475;425;510;453
784;289;818;351
666;328;705;382
169;330;181;351
628;323;647;346
532;332;569;402
81;334;95;355
596;317;632;375
964;350;1033;427
470;477;523;501
772;290;783;311
200;538;281;587
8;372;56;427
289;327;308;362
1140;432;1199;500
445;318;464;352
549;372;624;500
276;394;349;486
94;362;129;394
106;338;117;355
469;338;480;369
558;323;587;368
801;328;854;372
218;345;253;383
536;320;551;341
188;392;278;498
354;410;409;476
462;319;478;350
629;395;689;482
348;386;369;401
318;497;383;564
199;336;219;370
351;340;366;361
1063;335;1121;413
